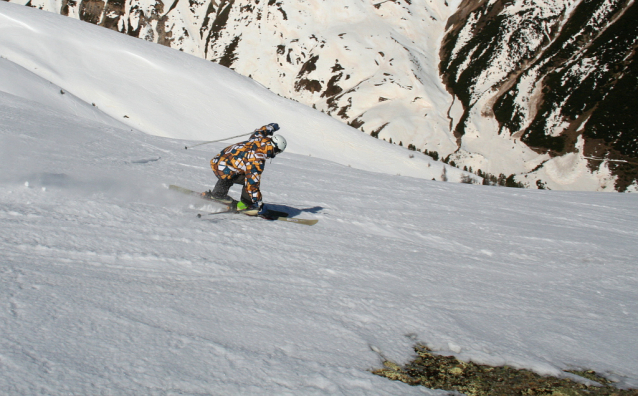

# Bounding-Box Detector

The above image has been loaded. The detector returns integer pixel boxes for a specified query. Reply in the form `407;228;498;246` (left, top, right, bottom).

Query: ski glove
266;123;280;133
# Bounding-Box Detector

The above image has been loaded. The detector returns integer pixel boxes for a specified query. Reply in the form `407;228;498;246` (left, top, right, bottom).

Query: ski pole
197;211;232;218
184;132;253;150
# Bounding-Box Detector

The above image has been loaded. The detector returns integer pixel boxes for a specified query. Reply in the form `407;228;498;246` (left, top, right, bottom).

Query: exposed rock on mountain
441;0;637;191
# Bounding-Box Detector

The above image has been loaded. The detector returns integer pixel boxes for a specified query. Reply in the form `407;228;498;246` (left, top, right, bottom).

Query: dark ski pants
212;174;252;204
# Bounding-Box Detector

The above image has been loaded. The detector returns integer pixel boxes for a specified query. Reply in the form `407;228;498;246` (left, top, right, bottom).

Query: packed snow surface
1;3;638;395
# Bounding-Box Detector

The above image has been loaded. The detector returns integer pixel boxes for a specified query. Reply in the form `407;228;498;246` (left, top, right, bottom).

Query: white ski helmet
272;134;287;154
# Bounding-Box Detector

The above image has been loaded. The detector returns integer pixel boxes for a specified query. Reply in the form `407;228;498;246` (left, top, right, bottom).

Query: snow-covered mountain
8;0;636;191
0;1;477;183
2;3;638;394
15;0;460;154
8;0;637;191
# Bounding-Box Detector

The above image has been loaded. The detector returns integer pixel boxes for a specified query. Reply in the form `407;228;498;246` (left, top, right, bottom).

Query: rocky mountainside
441;0;637;192
7;0;637;191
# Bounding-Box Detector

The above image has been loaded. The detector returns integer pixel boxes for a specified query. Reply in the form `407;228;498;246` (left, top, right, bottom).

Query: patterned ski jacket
210;125;277;204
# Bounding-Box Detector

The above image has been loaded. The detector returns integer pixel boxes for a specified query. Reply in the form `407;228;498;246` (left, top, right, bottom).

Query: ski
263;216;318;226
198;210;318;226
168;184;232;206
168;185;319;226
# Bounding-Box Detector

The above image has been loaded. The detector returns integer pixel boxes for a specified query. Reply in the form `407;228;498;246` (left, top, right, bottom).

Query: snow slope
9;0;464;157
2;3;638;395
9;0;637;192
0;2;474;184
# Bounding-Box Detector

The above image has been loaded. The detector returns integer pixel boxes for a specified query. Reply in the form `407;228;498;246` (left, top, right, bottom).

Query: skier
205;123;287;215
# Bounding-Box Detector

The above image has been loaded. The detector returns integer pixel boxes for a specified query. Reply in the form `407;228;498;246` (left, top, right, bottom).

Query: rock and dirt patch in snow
374;345;638;395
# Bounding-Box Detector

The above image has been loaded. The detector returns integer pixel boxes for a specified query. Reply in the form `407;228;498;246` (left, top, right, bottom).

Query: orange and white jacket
210;125;277;204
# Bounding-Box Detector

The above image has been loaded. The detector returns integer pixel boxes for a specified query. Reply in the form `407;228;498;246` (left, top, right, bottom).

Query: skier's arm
251;123;280;139
244;170;263;204
243;156;266;204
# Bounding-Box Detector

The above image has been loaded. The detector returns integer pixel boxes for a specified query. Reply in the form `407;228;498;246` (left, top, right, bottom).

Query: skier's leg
238;184;261;215
231;174;246;186
240;185;253;206
210;177;233;200
231;175;254;205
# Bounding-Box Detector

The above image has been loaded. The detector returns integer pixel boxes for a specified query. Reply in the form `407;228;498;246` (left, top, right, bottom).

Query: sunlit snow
1;3;637;395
